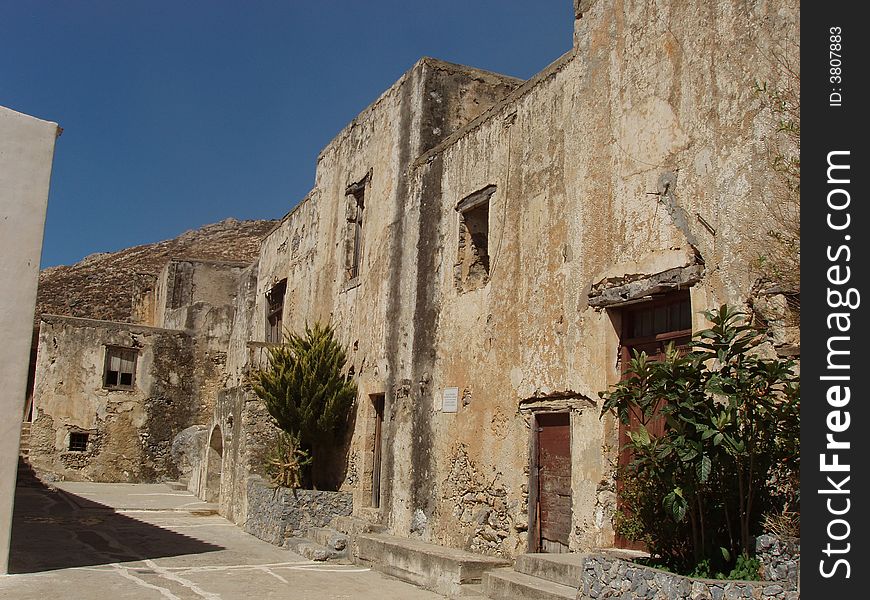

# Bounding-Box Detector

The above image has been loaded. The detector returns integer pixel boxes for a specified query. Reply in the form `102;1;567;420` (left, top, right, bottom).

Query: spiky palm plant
251;322;356;488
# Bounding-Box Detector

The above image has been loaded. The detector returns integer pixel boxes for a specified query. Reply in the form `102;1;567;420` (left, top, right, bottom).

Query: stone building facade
29;0;799;562
29;258;249;482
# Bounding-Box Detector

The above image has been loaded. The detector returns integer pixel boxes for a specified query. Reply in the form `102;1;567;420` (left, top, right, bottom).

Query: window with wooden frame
265;279;287;344
620;292;693;356
103;346;138;389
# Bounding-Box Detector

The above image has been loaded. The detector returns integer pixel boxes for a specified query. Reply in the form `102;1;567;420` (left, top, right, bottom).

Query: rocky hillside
37;218;277;323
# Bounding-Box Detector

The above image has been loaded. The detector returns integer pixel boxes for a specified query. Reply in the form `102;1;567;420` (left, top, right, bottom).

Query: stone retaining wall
755;534;799;588
581;547;800;600
244;476;352;546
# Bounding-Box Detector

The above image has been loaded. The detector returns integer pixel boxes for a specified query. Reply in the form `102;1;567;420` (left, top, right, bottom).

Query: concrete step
482;567;577;600
514;552;585;588
355;533;509;599
308;526;349;552
162;481;187;491
19;422;31;456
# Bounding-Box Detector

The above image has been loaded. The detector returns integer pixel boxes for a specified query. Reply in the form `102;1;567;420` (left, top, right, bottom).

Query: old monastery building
25;0;799;572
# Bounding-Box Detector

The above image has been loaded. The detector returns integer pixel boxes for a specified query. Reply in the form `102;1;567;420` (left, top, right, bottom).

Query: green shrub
600;305;799;574
251;322;357;489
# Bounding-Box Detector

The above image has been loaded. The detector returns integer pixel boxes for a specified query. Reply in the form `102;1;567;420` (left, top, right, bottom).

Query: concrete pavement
1;462;444;599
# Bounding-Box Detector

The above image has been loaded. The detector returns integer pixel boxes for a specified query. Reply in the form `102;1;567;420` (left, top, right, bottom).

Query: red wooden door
536;412;572;553
614;293;692;549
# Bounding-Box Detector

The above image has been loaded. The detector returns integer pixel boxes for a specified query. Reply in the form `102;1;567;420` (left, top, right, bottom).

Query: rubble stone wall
30;316;195;482
244;476;352;545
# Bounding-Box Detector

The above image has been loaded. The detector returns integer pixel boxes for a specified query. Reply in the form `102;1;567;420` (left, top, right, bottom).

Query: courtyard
1;462;442;599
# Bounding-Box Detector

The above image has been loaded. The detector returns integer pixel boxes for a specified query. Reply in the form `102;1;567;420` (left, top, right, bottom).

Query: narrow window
345;187;365;281
455;185;496;292
104;346;137;389
68;432;89;452
266;279;287;344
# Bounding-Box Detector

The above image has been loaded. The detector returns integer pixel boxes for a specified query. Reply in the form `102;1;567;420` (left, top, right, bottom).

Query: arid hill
37;218;276;323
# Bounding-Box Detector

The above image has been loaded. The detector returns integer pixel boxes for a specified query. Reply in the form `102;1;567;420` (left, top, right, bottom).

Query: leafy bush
600;305;799;574
251;322;357;489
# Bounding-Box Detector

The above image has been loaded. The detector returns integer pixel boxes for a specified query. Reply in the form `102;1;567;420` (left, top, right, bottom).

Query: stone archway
205;425;223;503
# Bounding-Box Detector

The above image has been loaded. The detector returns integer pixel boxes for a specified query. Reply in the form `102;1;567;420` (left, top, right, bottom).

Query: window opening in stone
455;185;496;292
69;432;89;452
266;279;287;344
103;346;137;389
346;187;365;281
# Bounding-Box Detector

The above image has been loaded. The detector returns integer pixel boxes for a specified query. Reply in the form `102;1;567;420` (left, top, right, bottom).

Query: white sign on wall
442;387;459;413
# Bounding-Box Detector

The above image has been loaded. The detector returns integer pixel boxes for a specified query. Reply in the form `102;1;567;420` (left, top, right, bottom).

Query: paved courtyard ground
1;462;443;599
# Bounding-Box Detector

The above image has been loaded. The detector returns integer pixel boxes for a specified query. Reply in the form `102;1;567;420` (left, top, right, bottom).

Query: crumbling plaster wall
215;58;523;521
384;0;800;555
208;0;798;559
30;315;195;482
155;258;250;430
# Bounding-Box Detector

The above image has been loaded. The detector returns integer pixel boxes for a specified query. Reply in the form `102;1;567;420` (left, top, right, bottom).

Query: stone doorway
205;425;223;503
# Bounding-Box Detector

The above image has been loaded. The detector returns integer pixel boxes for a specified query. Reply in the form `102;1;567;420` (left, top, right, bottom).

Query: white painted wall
0;106;59;574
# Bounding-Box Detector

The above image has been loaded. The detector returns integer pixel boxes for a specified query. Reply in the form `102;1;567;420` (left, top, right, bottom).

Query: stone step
163;481;188;491
308;526;349;552
329;515;386;536
457;583;487;598
285;538;343;562
482;567;577;600
514;552;585;588
355;533;510;599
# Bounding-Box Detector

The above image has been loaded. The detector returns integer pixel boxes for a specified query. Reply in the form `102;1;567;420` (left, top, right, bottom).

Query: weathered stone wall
154;258;248;335
220;58;524;520
197;0;799;562
244;476;353;546
755;535;799;589
30;315;195;482
581;553;798;600
374;0;800;556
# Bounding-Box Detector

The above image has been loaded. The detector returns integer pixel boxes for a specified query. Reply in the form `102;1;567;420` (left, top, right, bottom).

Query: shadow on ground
9;459;223;574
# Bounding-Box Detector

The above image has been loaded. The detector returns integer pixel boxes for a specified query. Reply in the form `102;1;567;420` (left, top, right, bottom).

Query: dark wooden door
535;412;572;553
371;394;384;508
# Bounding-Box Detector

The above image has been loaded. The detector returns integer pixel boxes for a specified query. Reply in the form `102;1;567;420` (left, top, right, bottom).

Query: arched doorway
205;425;223;503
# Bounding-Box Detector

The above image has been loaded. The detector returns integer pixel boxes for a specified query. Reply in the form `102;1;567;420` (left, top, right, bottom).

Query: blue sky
2;1;573;268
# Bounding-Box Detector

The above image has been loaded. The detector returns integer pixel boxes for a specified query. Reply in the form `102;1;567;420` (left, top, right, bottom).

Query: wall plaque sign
442;387;459;413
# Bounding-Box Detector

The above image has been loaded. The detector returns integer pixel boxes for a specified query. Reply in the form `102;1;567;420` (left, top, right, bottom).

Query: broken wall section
30;315;195;482
390;0;799;557
221;58;525;524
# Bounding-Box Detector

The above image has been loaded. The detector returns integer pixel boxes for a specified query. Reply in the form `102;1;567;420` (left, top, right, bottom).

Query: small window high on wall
344;172;370;282
455;185;496;292
103;346;137;389
266;279;287;344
